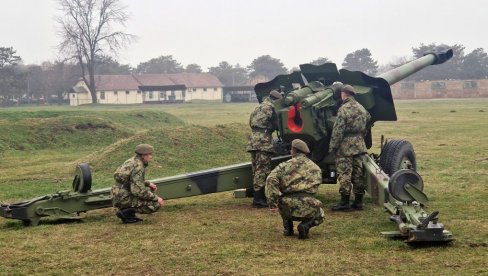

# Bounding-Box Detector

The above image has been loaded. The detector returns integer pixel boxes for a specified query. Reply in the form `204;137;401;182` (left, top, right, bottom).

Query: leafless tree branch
56;0;133;103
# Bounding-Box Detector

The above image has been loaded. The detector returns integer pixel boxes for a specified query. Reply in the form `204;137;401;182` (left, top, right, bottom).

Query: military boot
283;219;294;236
116;208;143;224
331;193;351;212
351;194;364;210
252;188;268;208
297;219;317;239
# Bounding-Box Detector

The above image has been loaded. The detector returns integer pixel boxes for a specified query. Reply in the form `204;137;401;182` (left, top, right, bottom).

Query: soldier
265;139;325;239
246;90;283;208
112;144;165;223
329;85;371;211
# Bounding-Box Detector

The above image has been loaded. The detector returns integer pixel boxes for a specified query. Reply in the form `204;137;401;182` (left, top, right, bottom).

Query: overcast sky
2;0;486;71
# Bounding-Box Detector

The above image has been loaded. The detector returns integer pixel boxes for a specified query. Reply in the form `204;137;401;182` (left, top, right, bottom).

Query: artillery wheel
72;163;92;193
379;139;416;176
388;169;424;203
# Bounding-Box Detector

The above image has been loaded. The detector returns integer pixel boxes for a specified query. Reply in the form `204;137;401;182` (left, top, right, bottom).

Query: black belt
252;127;273;134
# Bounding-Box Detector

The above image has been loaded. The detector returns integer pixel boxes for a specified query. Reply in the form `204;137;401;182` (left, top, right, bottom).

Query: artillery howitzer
254;47;454;242
1;49;453;243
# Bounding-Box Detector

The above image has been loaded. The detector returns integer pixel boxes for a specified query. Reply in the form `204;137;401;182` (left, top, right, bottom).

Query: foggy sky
2;0;486;70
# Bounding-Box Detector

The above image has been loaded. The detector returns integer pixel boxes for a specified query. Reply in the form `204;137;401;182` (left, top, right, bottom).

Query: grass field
0;99;487;275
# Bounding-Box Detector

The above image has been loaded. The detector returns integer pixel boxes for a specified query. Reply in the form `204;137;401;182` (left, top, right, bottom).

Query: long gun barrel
379;49;453;85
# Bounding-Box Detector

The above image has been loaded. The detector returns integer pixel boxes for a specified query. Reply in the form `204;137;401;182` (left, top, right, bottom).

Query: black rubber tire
272;138;291;157
72;163;92;193
310;136;330;162
379;139;416;176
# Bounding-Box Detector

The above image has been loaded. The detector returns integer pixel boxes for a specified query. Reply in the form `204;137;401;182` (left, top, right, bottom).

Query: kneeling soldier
266;139;325;239
112;144;164;223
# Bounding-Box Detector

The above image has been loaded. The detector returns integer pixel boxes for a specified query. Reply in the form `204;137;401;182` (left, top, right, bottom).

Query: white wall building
69;73;223;106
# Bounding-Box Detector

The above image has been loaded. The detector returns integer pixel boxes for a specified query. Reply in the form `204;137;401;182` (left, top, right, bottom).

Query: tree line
2;43;488;105
1;0;488;105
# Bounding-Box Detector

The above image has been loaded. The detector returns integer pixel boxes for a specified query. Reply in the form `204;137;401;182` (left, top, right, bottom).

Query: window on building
401;82;414;89
149;91;154;99
100;91;105;99
203;88;207;92
193;88;196;92
72;94;75;98
126;90;130;95
463;81;478;88
114;91;118;95
171;90;175;96
137;90;141;94
160;92;165;98
214;88;217;91
431;82;446;89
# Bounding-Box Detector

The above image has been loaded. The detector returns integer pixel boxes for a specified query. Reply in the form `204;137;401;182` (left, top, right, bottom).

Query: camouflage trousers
250;151;273;191
111;186;160;214
278;195;325;225
336;154;365;195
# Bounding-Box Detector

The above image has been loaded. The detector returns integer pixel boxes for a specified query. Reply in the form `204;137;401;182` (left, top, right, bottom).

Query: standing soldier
246;90;283;208
266;139;324;239
112;144;164;223
329;85;371;211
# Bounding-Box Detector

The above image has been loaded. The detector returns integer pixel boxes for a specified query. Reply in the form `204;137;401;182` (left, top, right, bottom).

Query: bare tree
56;0;133;103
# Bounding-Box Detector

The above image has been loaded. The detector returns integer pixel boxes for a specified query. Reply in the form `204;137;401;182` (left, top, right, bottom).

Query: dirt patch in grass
74;122;115;131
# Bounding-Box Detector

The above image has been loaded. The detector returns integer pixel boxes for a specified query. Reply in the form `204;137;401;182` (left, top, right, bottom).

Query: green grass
0;99;487;275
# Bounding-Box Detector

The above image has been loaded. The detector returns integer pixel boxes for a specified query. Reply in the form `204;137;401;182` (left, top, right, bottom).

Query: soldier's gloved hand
149;183;157;192
157;197;165;207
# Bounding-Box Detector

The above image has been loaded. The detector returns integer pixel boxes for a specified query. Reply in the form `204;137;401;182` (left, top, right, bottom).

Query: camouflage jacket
329;97;371;157
265;153;322;207
246;97;277;153
113;155;158;201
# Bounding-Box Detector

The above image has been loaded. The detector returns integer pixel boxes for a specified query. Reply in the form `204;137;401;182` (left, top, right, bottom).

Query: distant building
222;75;268;103
391;79;488;99
223;86;257;102
69;73;223;106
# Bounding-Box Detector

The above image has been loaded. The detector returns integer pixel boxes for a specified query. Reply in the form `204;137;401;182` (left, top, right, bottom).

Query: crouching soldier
265;139;325;239
112;144;164;223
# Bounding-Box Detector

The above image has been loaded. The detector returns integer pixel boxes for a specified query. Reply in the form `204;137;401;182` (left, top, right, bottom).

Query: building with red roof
69;73;223;106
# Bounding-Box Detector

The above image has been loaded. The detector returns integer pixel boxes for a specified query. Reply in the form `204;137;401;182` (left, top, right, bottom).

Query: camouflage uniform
246;97;277;191
111;155;160;214
329;97;371;195
265;153;324;225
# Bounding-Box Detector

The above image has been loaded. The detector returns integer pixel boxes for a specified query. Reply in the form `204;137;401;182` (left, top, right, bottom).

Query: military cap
135;144;154;155
341;84;356;95
269;90;283;100
291;139;310;153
